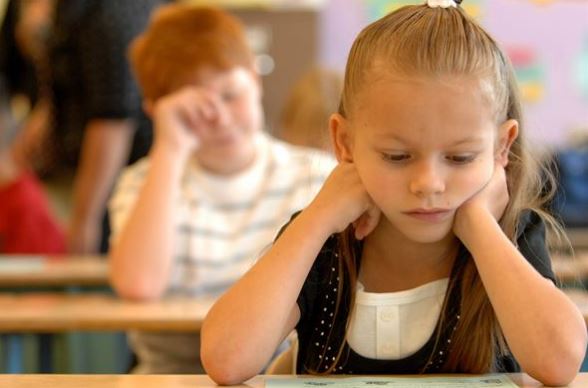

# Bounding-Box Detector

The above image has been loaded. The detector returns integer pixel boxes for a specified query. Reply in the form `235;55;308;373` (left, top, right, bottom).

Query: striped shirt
108;132;336;373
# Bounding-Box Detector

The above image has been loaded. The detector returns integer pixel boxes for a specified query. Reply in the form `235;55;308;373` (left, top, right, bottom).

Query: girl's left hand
453;163;509;242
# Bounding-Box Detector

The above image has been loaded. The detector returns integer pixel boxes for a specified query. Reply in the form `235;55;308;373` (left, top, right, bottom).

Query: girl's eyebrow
373;132;486;146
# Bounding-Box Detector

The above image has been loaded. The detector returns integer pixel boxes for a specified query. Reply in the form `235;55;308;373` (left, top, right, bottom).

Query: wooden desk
565;289;588;326
0;256;108;287
0;374;586;388
0;292;214;332
0;292;215;373
568;228;588;249
553;251;588;282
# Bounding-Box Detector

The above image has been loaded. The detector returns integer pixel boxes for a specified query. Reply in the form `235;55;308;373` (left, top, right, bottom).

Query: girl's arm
455;167;587;386
201;162;381;385
109;87;218;300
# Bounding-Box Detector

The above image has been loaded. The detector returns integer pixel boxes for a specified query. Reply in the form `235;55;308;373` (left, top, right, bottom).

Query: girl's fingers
354;203;381;240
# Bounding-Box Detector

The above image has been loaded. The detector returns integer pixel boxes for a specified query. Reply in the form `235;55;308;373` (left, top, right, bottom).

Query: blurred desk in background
0;256;108;287
565;289;588;326
0;292;213;332
0;292;214;373
568;228;588;249
553;251;588;283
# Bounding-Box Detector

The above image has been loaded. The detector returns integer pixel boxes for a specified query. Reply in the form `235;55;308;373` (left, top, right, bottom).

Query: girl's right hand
150;86;225;162
307;162;381;240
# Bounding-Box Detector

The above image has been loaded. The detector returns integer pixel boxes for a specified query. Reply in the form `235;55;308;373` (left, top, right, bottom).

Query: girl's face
334;74;513;243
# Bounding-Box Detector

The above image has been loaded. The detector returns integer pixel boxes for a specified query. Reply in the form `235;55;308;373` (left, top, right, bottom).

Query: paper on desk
266;375;517;388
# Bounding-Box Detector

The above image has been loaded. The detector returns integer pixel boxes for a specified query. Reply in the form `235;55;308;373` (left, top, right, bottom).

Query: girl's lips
404;209;452;223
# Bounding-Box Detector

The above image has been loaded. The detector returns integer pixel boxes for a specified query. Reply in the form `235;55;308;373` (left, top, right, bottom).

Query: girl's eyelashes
446;154;477;164
381;153;411;162
380;152;478;164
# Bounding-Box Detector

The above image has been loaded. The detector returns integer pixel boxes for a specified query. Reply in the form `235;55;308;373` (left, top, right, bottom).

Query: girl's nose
409;161;446;197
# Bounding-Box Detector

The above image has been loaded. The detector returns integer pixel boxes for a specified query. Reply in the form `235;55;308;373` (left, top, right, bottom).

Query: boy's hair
280;67;342;152
316;3;564;375
129;4;254;101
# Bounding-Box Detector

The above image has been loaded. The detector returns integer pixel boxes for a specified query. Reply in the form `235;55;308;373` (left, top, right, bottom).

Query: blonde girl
201;1;587;385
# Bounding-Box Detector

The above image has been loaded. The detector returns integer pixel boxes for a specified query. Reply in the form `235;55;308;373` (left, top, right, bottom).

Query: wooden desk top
0;288;584;333
565;289;588;325
567;228;588;249
0;292;215;332
0;374;585;388
0;255;108;287
553;251;588;282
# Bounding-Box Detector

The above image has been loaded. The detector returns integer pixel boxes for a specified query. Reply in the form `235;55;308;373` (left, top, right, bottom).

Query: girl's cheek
454;162;494;204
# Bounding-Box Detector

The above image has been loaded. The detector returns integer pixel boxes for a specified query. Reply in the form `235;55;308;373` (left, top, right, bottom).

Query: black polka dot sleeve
515;210;556;283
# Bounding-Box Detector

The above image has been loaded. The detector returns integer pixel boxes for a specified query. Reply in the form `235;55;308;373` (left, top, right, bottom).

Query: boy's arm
108;143;184;301
109;86;217;301
458;207;587;386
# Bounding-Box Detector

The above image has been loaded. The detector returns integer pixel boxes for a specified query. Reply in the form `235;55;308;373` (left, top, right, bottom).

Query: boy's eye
221;91;239;102
446;154;476;164
382;153;411;162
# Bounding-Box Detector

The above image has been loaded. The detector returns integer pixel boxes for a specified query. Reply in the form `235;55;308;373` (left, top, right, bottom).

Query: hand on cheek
453;163;509;241
353;204;381;240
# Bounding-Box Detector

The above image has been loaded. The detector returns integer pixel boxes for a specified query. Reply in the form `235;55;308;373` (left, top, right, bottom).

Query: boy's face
188;66;263;175
336;74;511;244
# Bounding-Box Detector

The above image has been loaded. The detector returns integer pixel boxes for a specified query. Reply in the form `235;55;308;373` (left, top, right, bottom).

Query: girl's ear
496;119;519;167
143;100;154;119
329;113;354;162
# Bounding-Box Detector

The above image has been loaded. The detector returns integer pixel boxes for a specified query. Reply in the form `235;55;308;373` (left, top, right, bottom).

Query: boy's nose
409;161;446;197
211;103;231;128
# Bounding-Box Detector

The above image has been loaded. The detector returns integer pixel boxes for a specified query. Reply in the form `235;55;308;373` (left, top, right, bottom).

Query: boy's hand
307;162;380;240
151;86;227;161
453;163;509;242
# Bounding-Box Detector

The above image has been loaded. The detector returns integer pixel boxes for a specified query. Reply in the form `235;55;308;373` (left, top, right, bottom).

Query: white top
108;132;336;373
347;278;449;360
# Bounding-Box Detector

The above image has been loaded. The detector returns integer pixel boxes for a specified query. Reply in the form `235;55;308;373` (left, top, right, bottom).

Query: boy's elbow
109;270;164;302
108;252;166;301
112;281;163;301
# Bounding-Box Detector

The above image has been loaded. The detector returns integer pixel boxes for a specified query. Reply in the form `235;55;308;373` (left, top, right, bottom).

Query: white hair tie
427;0;460;8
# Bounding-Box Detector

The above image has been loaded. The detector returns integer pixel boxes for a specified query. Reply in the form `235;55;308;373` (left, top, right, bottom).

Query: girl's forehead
349;74;499;144
352;73;495;117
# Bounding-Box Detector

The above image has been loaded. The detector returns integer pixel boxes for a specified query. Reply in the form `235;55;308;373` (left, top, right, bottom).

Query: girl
201;1;587;385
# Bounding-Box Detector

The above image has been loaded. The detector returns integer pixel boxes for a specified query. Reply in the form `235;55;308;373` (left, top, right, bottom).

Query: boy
108;4;335;373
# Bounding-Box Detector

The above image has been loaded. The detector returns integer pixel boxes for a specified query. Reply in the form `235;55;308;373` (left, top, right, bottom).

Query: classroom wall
318;0;588;148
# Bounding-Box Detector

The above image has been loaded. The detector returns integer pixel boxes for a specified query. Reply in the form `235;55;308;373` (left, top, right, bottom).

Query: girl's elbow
202;344;254;385
527;340;586;386
530;365;580;387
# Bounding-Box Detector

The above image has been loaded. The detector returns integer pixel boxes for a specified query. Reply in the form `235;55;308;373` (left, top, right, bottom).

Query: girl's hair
129;4;254;101
316;3;565;374
280;67;343;152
